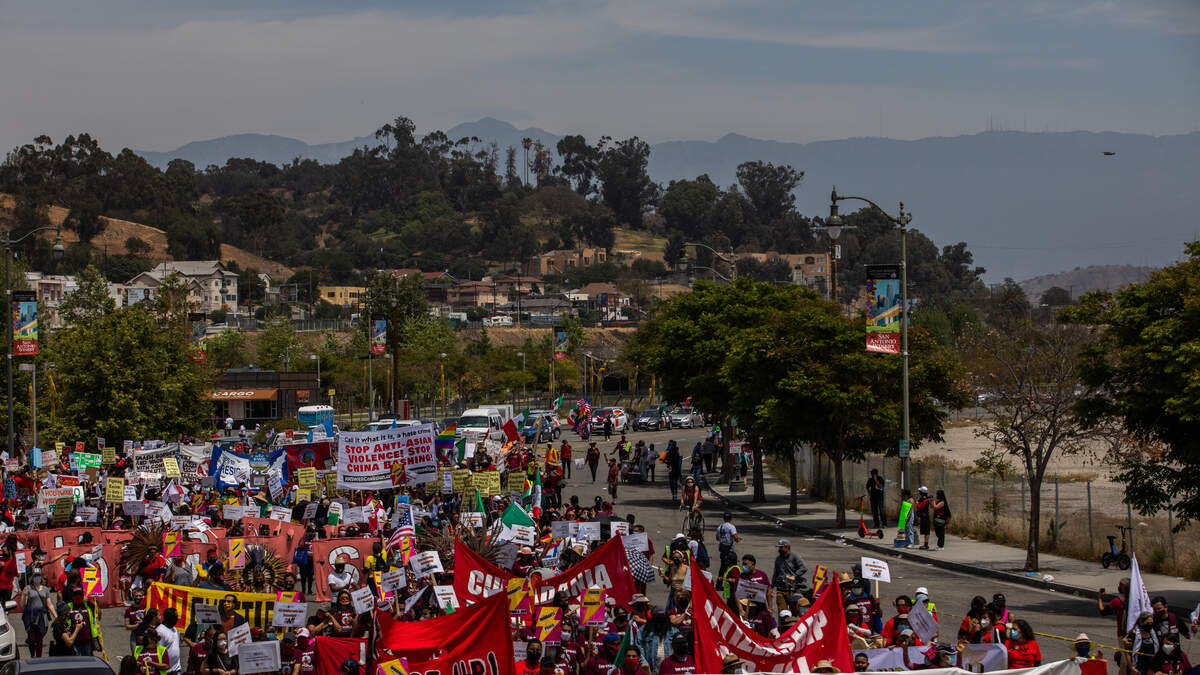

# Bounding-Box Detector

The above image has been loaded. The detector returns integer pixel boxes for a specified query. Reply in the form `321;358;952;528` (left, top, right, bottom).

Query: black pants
870;497;886;529
589;462;598;481
562;459;571;478
299;566;314;594
934;521;946;548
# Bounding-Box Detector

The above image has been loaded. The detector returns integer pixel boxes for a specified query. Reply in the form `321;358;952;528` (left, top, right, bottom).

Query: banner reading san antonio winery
11;290;37;356
371;317;388;355
338;423;437;489
865;264;901;354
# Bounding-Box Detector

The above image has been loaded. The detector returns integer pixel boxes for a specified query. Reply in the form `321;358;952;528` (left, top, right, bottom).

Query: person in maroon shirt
746;601;777;638
580;634;619;675
613;644;651;675
1097;580;1130;640
658;634;697;675
560;440;572;479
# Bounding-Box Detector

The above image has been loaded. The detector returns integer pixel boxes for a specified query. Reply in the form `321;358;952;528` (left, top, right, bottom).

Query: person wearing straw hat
813;658;839;673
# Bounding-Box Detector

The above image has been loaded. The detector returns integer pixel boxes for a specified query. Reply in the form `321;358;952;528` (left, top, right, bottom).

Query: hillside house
126;261;239;313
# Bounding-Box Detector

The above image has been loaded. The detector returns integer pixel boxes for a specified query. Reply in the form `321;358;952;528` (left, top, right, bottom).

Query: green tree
658;176;719;240
556;135;599;196
207;330;250;372
255;316;302;372
363;271;429;412
595;137;660;229
58;264;115;325
48;304;211;444
1063;242;1200;525
735;161;803;225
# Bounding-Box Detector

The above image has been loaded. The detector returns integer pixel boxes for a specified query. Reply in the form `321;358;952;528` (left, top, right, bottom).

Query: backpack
291;546;310;566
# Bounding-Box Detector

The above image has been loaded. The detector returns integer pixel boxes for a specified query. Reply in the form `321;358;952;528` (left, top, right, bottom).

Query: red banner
37;527;106;551
453;535;638;608
242;516;306;561
42;544;123;608
690;565;852;673
312;537;376;601
377;592;513;675
316;636;368;675
285;441;333;475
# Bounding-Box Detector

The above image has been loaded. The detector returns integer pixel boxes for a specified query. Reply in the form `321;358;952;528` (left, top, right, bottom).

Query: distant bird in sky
1103;151;1116;156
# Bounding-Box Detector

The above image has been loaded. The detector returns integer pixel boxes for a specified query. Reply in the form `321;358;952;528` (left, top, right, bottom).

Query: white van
457;407;506;443
482;315;514;327
363;419;422;432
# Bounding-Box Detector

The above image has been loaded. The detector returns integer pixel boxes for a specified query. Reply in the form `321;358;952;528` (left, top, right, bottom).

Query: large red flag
690;564;853;673
377;592;514;675
311;537;376;601
41;543;123;608
315;636;367;675
453;535;638;608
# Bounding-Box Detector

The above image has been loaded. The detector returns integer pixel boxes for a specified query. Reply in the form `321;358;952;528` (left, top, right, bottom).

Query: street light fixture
817;190;855;303
5;226;63;456
829;187;914;491
683;242;737;282
439;353;448;418
516;351;526;403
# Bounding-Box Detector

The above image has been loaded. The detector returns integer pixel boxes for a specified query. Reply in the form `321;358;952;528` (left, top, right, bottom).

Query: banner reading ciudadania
371;317;388;355
12;291;37;356
865;264;901;354
337;424;437;489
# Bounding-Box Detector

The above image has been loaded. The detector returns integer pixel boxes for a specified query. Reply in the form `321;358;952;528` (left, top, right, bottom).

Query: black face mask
334;564;346;573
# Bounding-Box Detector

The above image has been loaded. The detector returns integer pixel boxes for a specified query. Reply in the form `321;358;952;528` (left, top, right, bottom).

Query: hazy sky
2;0;1199;152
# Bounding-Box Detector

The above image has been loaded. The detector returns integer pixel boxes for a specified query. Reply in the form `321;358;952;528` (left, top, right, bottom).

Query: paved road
4;424;1143;668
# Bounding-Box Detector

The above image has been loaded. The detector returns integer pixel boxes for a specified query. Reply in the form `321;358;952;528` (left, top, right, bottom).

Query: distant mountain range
137;118;1200;280
1019;265;1157;303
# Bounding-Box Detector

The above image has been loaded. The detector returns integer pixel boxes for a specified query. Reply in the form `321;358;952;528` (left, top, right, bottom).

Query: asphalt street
5;423;1133;668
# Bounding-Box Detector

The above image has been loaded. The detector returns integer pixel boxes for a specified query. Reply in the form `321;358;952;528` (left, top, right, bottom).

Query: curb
704;478;1095;600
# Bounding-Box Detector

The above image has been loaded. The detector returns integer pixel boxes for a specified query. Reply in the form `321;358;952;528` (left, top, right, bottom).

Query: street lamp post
5;227;64;456
683;242;737;282
310;354;324;406
516;351;526;403
439;353;448;418
818;199;855;303
828;187;914;491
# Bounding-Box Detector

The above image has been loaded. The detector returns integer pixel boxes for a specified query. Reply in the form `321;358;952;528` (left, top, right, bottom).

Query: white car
592;407;629;433
0;600;17;662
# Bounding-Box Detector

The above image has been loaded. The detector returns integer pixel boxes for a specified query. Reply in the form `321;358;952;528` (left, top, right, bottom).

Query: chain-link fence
806;453;1200;579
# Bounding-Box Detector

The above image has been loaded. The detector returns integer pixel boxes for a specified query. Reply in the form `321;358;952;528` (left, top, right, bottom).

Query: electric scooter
857;496;884;538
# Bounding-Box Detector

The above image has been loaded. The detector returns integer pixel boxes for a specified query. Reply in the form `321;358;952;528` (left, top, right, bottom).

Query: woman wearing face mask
1004;619;1042;668
1125;612;1159;675
615;644;651;675
20;569;54;657
958;596;988;643
978;610;1006;644
134;629;169;675
1150;633;1191;675
204;631;239;675
327;590;356;637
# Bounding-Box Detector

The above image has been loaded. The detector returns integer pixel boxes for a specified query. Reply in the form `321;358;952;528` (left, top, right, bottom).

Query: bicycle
1101;526;1131;570
681;506;705;535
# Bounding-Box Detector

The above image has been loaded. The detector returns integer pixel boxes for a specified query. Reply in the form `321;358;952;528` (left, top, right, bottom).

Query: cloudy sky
2;0;1198;152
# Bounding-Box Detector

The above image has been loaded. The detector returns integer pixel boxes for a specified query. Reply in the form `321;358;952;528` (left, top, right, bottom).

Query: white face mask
980;619;990;628
1164;645;1175;654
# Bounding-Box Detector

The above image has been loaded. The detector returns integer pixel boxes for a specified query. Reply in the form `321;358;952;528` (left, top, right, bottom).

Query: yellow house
318;285;367;308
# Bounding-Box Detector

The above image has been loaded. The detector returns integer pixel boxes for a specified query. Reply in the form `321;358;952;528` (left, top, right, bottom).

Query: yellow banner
148;582;280;631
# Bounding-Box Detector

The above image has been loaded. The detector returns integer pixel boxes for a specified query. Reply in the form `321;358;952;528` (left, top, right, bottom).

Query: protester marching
0;410;1194;675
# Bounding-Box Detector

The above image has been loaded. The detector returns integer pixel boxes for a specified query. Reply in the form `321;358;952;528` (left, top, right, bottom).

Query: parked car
632;407;671;431
0;601;15;662
1;657;114;675
520;413;558;444
668;405;703;429
592;407;629;433
362;419;422;432
525;410;562;439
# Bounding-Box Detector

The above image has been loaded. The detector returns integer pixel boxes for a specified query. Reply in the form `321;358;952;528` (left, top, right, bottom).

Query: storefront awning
210;389;278;401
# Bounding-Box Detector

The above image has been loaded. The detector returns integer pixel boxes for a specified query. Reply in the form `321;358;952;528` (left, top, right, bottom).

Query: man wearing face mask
516;639;543;675
882;596;923;647
327;555;354;595
1149;596;1191;643
581;634;620;675
771;540;807;617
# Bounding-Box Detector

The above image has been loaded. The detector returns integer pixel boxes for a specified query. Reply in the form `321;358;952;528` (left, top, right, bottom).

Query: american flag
580;399;592;417
387;506;415;549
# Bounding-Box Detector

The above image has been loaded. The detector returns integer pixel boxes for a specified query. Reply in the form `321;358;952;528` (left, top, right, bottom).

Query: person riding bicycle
680;477;702;512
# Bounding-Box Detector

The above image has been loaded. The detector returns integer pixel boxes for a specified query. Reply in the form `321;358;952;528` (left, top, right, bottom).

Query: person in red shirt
658;634;697;675
1005;620;1043;668
1097;580;1130;640
559;440;572;479
881;596;923;646
0;549;18;603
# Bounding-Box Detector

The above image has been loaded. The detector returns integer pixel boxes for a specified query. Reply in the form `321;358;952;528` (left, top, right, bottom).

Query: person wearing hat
813;658;839;673
582;633;621;675
914;586;938;619
771;539;808;617
513;546;537;576
327;555;354;595
747;600;778;638
658;632;696;675
721;653;743;674
340;658;362;675
845;604;874;648
1072;633;1097;659
913;487;932;549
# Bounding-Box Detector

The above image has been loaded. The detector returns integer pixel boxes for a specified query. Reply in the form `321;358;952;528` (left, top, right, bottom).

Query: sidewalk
707;473;1200;610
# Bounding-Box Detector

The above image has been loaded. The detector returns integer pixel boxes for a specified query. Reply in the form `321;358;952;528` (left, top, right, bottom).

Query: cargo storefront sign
337;424;437;490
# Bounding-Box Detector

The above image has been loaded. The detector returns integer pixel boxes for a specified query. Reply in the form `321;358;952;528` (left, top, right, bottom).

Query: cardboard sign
271;601;308;627
52;496;74;523
908;599;940;645
507;472;526;494
296;489;311;503
735;579;768;602
860;556;892;583
75;506;98;523
381;568;406;592
236;638;280;674
409;550;444;577
102;447;116;465
580;587;606;626
297;467;317;489
194;603;221;626
433;584;460;610
451;469;470;492
162;457;181;478
350;586;375;614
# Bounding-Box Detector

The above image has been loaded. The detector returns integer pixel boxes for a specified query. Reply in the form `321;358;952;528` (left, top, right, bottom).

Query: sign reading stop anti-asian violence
337;424;437;490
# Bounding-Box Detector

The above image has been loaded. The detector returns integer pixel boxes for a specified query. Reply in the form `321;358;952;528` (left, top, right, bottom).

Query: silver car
668;405;702;429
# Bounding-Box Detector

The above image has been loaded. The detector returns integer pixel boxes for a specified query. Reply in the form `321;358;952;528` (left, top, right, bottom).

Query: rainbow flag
435;424;457;460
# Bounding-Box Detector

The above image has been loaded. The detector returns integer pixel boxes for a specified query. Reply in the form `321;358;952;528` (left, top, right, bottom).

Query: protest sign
76;506;98;523
451;469;470;492
580;587;606;626
461;512;484;528
163;531;182;557
82;568;102;596
610;521;629;536
269;506;291;521
576;522;601;541
337;424;437;489
26;508;47;524
229;538;245;569
682;569;713;591
507;578;532;616
52;496;73;523
124;486;138;502
410;550;444;577
381;568;406;592
861;556;892;583
194;604;221;627
434;585;460;610
162;457;181;478
625;532;649;552
506;472;525;494
351;586;375;614
908;600;939;645
735;579;768;602
536;607;562;644
270;602;307;627
123;502;145;516
102;447;116;465
297;467;317;489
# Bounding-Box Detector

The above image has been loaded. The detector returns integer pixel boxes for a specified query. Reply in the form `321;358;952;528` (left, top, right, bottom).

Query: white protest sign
223;504;244;520
237;640;281;674
625;532;649;552
409;550;444;577
337;424;437;489
576;522;601;541
123;501;146;516
269;506;291;522
403;587;427;615
961;643;1010;672
350;586;375;614
433;585;460;609
302;503;319;521
461;512;484;528
194;604;221;626
381;568;407;592
170;516;192;530
550;521;573;539
271;602;308;627
76;506;99;523
512;641;527;661
610;521;629;536
860;556;892;583
344;506;363;524
124;486;139;502
735;579;768;602
908;601;940;645
227;621;251;655
509;524;536;546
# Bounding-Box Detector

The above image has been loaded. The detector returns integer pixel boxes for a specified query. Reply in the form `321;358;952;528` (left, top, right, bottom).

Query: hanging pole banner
371;317;388;355
12;290;37;356
865;264;902;354
189;312;208;362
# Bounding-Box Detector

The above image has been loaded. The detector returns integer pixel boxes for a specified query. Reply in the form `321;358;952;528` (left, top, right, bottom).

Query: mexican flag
499;502;535;528
615;622;637;664
523;470;543;518
552;394;563;411
501;409;529;442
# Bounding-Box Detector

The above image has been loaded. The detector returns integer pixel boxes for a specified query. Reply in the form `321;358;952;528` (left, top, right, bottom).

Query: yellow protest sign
451;469;470;492
162;457;181;479
483;471;502;497
82;568;101;596
102;447;116;465
296;489;311;503
324;472;338;496
580;586;606;626
506;472;526;494
377;660;409;675
812;564;829;595
229;539;245;569
105;477;125;503
52;496;74;524
506;577;531;616
297;467;317;489
390;461;406;487
537;606;563;644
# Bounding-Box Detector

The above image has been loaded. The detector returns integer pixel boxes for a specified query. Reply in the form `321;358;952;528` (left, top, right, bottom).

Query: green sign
77;452;102;468
898;439;910;459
